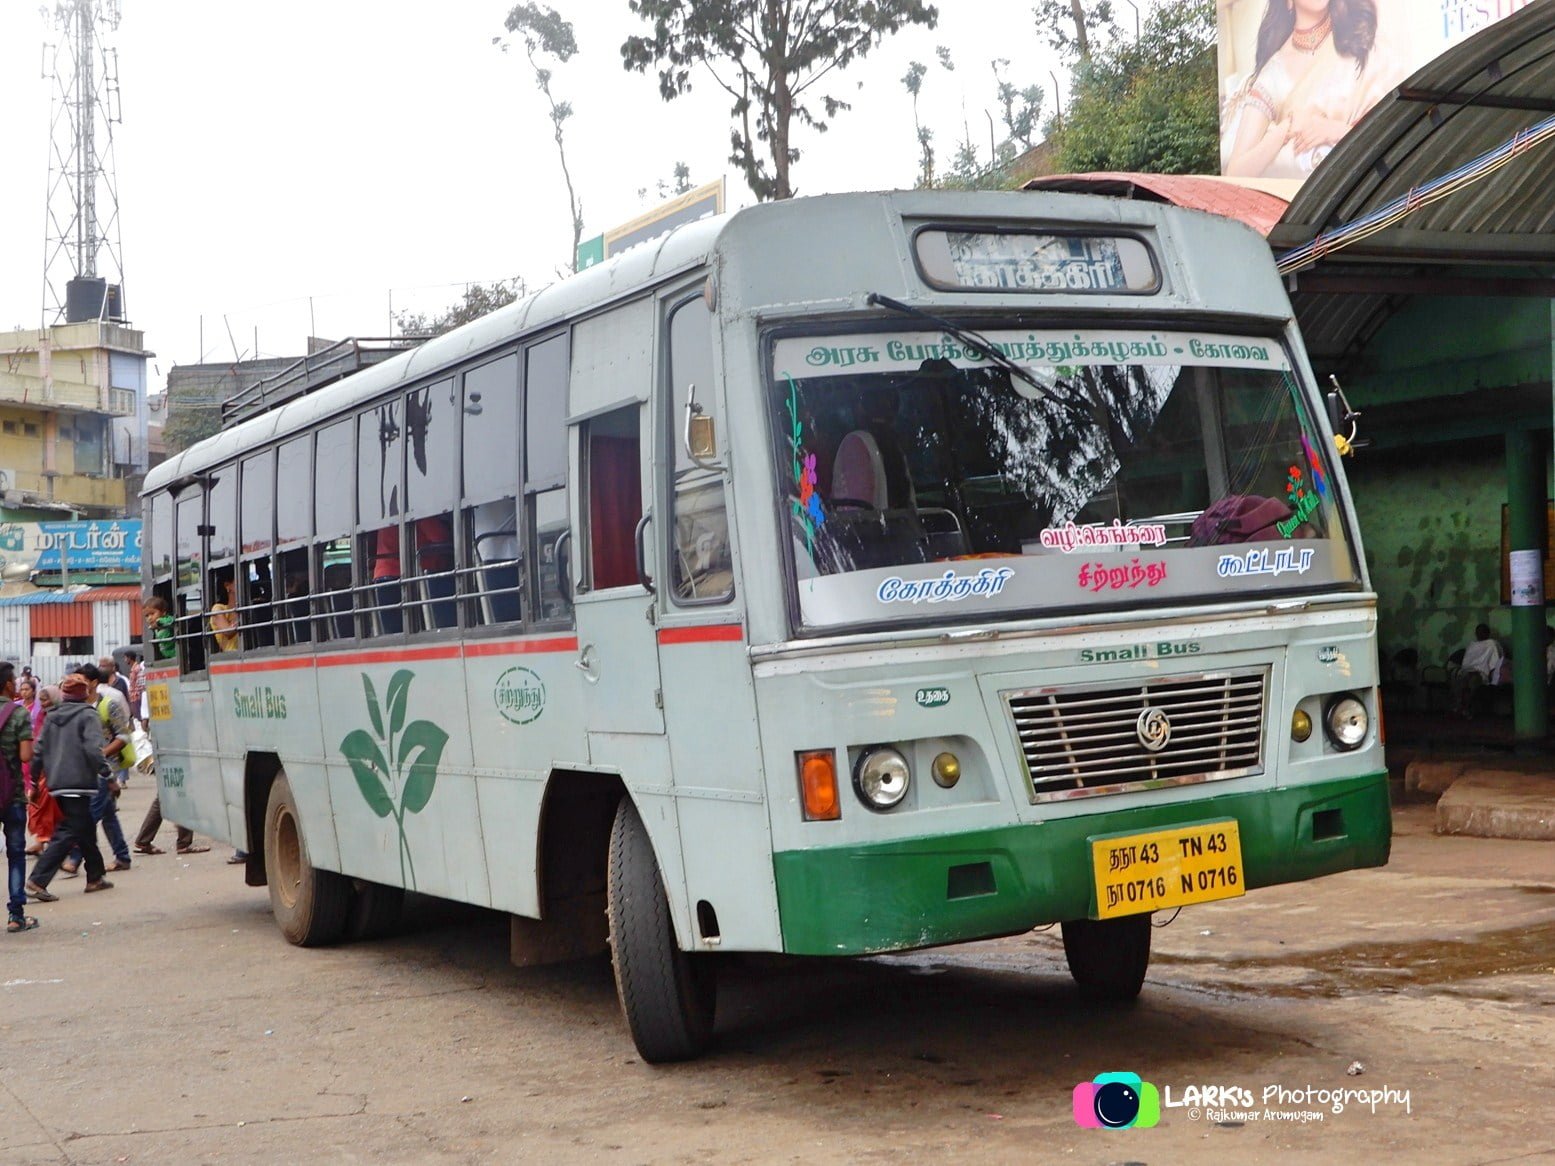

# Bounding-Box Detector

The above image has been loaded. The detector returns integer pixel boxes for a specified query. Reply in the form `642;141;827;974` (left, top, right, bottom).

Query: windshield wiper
865;292;1082;416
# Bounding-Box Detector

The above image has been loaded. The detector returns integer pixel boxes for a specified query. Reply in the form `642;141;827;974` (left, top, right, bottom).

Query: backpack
96;694;137;770
0;700;19;806
1189;494;1306;547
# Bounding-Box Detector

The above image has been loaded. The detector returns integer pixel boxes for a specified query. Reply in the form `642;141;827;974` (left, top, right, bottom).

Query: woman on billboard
1222;0;1403;179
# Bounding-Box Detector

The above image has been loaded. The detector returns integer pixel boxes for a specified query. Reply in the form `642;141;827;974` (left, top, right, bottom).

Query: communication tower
40;0;127;324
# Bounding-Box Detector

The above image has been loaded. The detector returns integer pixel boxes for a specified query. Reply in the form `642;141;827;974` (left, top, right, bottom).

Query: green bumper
772;772;1391;956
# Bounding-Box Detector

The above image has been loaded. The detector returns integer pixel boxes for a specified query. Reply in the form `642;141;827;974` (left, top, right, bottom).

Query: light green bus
142;191;1389;1062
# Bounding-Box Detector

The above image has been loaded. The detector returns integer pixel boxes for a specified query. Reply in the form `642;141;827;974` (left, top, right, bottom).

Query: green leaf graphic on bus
340;669;448;891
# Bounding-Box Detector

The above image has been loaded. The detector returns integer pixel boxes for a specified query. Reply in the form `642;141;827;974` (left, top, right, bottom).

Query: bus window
313;419;355;641
148;492;173;580
405;378;457;631
525;337;572;623
462;354;521;626
276;436;312;645
174;493;206;673
533;488;569;623
359;401;404;635
666;296;732;604
240;451;276;648
583;406;641;591
207;466;236;563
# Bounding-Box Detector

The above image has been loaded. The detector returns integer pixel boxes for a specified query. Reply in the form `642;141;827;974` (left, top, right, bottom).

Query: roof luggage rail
220;336;426;427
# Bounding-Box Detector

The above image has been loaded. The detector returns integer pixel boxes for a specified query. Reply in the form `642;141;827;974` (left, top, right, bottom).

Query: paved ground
3;783;1553;1165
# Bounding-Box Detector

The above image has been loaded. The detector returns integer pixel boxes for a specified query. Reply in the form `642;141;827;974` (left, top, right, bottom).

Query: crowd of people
3;652;207;935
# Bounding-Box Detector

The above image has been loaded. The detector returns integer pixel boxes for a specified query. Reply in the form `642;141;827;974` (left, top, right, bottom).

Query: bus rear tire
264;772;351;947
1061;913;1152;1002
345;879;405;941
607;797;715;1063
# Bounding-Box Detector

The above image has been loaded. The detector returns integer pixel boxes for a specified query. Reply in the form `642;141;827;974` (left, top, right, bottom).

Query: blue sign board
0;520;143;572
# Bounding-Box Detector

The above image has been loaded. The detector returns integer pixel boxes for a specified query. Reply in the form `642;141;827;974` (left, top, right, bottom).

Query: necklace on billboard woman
1291;13;1333;53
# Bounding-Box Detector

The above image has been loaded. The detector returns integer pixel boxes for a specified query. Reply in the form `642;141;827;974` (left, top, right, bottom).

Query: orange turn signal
797;749;840;821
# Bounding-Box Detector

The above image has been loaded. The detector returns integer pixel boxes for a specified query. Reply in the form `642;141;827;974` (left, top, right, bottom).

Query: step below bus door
570;402;666;740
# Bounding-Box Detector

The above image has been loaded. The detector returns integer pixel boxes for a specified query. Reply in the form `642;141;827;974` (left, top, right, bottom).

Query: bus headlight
854;747;911;811
1323;693;1368;750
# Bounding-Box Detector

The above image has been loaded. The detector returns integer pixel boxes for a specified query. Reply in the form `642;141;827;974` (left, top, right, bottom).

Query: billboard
576;179;725;271
1218;0;1539;182
0;519;143;574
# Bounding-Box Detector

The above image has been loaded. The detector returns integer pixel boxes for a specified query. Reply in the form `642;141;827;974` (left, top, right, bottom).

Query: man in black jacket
25;674;115;900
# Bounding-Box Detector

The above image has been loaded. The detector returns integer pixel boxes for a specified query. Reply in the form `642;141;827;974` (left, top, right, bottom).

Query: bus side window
461;353;522;626
526;336;572;623
405;378;458;632
358;400;404;636
666;296;732;603
174;492;206;673
239;451;276;649
313;419;356;642
582;406;641;591
275;435;313;646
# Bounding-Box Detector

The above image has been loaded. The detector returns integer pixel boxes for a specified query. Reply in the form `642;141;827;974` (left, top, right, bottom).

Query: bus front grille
1004;668;1268;802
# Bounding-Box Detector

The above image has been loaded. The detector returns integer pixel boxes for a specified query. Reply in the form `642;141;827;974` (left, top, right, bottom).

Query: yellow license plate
1090;820;1244;919
147;683;173;721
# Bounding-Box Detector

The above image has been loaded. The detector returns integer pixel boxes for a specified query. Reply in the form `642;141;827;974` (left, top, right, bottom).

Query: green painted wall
1349;446;1509;669
1348;296;1552;405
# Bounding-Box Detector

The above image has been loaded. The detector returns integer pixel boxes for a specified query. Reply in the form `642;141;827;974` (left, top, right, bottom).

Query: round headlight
1323;694;1368;750
854;747;911;810
1291;708;1313;743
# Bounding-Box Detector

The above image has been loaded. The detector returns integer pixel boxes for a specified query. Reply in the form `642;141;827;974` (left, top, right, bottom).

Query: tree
903;61;935;186
623;0;939;201
501;4;584;271
1047;0;1218;175
992;60;1042;152
1033;0;1117;61
637;161;695;204
395;279;525;339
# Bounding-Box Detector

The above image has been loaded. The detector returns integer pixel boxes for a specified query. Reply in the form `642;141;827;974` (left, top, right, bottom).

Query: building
0;316;151;518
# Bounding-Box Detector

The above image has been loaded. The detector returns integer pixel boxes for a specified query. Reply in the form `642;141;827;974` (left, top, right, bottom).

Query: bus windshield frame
767;319;1362;637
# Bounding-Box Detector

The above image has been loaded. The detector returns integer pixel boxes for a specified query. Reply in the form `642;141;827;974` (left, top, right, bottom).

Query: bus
141;190;1389;1063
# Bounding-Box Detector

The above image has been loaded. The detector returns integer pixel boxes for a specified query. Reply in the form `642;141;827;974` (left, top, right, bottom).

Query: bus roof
147;190;1287;494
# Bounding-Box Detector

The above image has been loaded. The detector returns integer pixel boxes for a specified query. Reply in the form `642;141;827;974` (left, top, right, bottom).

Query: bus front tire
607;797;715;1063
1061;913;1152;1002
264;772;351;947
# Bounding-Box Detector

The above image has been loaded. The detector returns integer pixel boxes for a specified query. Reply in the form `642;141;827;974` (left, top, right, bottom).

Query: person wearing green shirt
143;596;175;661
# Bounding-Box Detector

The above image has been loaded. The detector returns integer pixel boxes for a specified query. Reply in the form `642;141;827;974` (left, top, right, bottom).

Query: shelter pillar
1504;426;1548;745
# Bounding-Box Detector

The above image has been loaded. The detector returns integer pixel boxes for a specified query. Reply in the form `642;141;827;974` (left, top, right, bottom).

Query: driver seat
832;429;916;510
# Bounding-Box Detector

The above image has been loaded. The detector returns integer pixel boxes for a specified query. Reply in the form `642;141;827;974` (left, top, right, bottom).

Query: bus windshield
772;326;1360;631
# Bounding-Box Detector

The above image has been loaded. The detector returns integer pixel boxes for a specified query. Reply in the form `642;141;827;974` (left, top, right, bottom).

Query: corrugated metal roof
72;585;141;603
0;591;78;607
1023;172;1292;237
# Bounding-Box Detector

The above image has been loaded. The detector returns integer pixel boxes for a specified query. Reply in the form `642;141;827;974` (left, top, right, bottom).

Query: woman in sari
23;681;61;855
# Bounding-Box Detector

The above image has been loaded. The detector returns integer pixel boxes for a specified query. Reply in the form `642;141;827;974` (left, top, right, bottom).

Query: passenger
372;525;404;634
2;662;38;932
26;674;114;901
143;596;176;661
209;576;240;653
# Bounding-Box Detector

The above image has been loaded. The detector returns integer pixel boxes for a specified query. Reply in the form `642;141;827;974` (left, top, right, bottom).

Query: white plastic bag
132;726;156;775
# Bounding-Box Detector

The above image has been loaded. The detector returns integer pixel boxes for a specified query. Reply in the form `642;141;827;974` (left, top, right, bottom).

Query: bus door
568;303;666;741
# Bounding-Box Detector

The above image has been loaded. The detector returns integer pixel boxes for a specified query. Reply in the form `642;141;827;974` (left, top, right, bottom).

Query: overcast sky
0;1;1138;391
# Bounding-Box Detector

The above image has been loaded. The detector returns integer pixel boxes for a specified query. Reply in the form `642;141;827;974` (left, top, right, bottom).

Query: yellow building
0;319;151;517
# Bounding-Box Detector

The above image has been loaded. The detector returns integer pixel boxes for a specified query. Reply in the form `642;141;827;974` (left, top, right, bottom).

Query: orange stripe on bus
209;657;316;675
464;637;578;657
657;624;744;645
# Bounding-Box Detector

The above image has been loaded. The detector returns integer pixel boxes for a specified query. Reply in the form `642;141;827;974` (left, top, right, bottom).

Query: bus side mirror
1326;376;1368;456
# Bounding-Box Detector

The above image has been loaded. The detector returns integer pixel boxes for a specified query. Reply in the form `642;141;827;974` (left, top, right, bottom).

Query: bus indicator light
798;750;840;821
